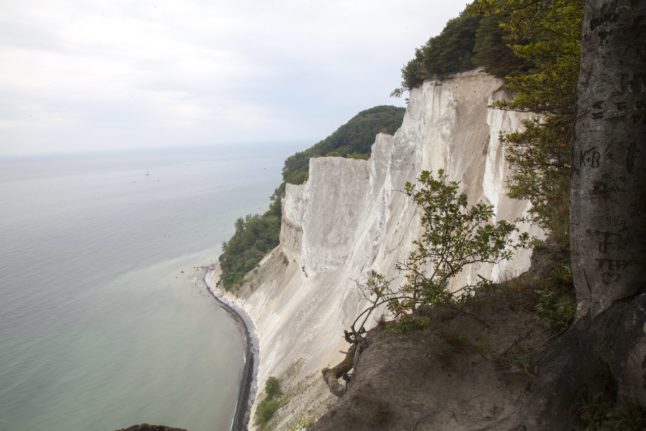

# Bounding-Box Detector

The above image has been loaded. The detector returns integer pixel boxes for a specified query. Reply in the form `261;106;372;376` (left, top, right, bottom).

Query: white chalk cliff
209;70;541;430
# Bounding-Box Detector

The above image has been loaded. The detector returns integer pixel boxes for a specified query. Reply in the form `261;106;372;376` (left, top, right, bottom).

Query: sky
0;0;470;155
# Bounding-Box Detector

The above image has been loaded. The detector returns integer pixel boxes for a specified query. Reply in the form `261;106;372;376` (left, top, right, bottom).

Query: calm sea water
0;145;295;431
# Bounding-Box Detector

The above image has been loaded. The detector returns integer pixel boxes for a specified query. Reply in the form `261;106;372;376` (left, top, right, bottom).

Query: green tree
396;1;582;247
218;190;281;289
468;0;584;247
472;14;527;78
422;14;481;76
352;170;527;332
400;13;482;90
400;47;426;90
325;171;527;396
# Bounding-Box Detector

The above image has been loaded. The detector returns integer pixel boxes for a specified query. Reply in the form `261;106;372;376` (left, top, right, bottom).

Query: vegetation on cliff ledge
218;193;282;289
254;377;283;430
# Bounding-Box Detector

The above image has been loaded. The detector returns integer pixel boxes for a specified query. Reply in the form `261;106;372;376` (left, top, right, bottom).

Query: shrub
576;394;646;431
536;286;575;331
351;170;527;332
255;398;281;429
265;377;282;399
535;263;575;331
255;377;283;429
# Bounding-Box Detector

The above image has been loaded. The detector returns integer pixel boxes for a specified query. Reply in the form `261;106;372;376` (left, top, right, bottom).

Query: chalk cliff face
210;70;541;429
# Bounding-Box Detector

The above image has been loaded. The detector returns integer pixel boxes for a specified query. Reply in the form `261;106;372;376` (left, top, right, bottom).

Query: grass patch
535;263;575;331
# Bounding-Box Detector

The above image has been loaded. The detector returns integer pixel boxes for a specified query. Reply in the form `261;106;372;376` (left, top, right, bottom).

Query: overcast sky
0;0;469;155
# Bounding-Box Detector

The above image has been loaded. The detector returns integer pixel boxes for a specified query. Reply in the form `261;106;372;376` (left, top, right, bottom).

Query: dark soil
310;244;570;431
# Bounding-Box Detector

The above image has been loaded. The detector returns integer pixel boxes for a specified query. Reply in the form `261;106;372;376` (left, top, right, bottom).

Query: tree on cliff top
218;192;281;289
399;13;482;89
468;0;583;248
397;8;526;91
282;105;405;185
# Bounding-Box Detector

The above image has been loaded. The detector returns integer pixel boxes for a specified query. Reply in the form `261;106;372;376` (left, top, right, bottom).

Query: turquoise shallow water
0;145;296;431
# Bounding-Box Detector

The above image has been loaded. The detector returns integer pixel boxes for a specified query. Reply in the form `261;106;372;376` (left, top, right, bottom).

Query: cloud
0;0;469;155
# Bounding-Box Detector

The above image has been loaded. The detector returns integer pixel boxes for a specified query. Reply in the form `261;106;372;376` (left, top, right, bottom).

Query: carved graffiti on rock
620;73;646;94
589;98;646;123
590;227;630;254
589;173;627;203
591;100;605;120
589;1;619;31
605;141;639;173
603;215;627;227
580;147;602;168
595;258;635;284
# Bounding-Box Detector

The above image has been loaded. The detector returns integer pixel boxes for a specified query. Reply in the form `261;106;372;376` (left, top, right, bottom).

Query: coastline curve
203;269;259;431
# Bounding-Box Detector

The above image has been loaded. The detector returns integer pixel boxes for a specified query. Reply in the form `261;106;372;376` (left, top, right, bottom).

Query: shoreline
203;268;258;431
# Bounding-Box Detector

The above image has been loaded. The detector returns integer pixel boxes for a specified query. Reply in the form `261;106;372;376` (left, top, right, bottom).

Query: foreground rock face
570;0;646;319
211;70;541;429
310;243;645;431
521;291;646;430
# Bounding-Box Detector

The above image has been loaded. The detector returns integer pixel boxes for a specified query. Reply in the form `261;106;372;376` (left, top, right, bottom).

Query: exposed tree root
522;292;646;430
322;330;368;397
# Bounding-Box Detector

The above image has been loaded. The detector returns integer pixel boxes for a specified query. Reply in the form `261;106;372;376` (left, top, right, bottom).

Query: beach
204;267;259;431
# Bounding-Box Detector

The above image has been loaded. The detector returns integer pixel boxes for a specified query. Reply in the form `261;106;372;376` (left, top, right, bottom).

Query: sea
0;144;297;431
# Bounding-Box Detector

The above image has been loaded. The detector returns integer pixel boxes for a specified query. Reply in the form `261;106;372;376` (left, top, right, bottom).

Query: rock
115;424;186;431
